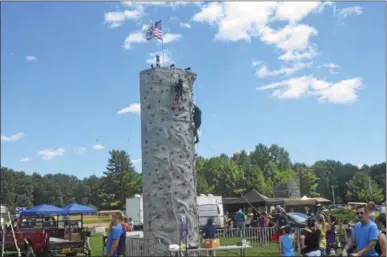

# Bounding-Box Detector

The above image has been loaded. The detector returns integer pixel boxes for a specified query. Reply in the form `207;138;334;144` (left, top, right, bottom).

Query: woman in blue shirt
280;225;295;256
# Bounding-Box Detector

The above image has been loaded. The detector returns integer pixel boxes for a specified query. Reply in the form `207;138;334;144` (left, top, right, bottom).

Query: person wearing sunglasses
342;205;379;257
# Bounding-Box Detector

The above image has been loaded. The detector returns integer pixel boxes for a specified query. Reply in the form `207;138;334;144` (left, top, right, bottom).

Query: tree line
1;144;385;212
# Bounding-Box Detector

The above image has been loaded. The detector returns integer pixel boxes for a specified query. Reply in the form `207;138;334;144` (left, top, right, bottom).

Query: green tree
196;157;214;194
103;150;141;208
346;173;384;203
294;163;319;197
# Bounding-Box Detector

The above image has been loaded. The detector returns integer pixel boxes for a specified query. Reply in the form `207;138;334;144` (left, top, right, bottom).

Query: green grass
89;235;279;256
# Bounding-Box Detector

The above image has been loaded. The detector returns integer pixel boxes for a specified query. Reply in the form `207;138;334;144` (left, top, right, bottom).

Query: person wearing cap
280;225;295;256
343;205;379;257
300;217;321;256
381;203;386;214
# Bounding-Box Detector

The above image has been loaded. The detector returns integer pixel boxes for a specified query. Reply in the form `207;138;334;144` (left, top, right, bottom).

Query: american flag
146;20;163;41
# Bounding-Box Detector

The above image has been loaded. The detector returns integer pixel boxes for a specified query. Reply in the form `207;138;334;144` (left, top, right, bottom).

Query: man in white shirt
380;203;386;214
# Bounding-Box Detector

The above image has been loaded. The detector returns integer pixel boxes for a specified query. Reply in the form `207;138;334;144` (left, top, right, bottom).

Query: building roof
231;190;284;205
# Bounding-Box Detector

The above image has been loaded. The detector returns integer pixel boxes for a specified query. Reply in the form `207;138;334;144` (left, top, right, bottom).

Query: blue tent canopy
62;204;97;214
21;204;65;216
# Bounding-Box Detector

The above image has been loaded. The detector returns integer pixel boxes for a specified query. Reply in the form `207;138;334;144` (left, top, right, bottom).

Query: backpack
117;224;127;256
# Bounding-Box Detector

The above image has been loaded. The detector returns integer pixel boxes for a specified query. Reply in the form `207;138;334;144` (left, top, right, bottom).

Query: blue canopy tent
21;204;65;216
62;204;97;214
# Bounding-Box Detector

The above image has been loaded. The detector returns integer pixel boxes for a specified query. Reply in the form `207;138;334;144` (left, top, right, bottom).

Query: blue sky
1;2;385;178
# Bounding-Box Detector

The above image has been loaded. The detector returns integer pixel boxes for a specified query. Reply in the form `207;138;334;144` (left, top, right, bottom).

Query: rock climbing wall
139;67;199;251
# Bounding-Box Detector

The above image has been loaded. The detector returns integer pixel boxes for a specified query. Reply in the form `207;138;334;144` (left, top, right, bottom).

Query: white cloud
252;60;263;67
93;144;105;150
20;157;32;162
146;50;173;65
192;2;324;64
75;147;87;155
255;62;312;79
25;56;37;62
117;103;141;114
1;132;25;142
104;9;143;28
256;76;363;103
161;33;182;44
260;24;318;52
318;62;340;75
338;5;363;19
273;2;332;24
123;31;147;49
37;148;65;160
192;2;326;43
180;22;191;29
279;46;317;62
192;2;224;25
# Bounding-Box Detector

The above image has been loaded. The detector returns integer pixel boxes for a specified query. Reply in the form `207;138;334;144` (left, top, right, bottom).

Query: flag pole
161;20;165;66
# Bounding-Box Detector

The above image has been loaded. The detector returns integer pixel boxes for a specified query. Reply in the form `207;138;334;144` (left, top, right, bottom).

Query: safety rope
203;143;280;228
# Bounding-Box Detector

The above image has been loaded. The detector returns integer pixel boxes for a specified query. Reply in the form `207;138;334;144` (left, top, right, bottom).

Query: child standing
280;226;295;256
325;215;337;255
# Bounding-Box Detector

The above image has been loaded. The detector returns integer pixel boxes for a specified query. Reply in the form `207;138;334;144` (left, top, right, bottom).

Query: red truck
0;216;90;257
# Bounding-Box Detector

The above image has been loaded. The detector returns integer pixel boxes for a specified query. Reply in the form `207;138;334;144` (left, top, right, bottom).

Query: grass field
88;235;279;256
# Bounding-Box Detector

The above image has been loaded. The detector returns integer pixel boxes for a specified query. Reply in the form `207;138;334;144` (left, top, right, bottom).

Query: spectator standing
316;214;327;255
367;201;376;221
280;225;295;256
325;215;337;255
381;203;386;214
106;213;126;257
375;213;386;257
343;205;379;257
300;217;321;257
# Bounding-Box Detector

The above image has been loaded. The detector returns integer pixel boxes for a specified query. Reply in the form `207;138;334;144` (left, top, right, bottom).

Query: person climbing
192;104;202;144
156;55;160;68
174;79;184;105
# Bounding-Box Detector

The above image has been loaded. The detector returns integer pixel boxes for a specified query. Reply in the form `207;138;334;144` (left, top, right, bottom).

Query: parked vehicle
285;212;307;228
126;194;143;230
197;194;224;229
0;204;92;257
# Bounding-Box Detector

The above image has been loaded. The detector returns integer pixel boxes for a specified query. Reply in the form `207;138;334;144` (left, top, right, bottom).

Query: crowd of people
220;201;386;257
104;201;386;257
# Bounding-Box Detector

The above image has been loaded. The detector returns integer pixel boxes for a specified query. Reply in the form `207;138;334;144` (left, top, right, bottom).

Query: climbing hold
145;140;148;144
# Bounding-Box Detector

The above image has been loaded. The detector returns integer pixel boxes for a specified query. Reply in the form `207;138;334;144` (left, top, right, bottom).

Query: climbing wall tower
140;67;199;250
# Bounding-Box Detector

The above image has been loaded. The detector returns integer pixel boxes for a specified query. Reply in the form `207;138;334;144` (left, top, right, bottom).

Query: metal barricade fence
125;227;304;256
126;237;168;256
215;227;279;254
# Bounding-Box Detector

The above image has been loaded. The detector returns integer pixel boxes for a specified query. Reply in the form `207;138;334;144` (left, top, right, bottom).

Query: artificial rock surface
139;67;199;251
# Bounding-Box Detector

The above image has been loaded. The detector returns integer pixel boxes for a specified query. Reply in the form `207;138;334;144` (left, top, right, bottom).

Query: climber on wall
174;79;184;104
156;55;161;68
193;103;202;144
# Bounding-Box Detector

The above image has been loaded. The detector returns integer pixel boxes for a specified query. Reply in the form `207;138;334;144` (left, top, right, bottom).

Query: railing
126;237;167;256
125;227;306;256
